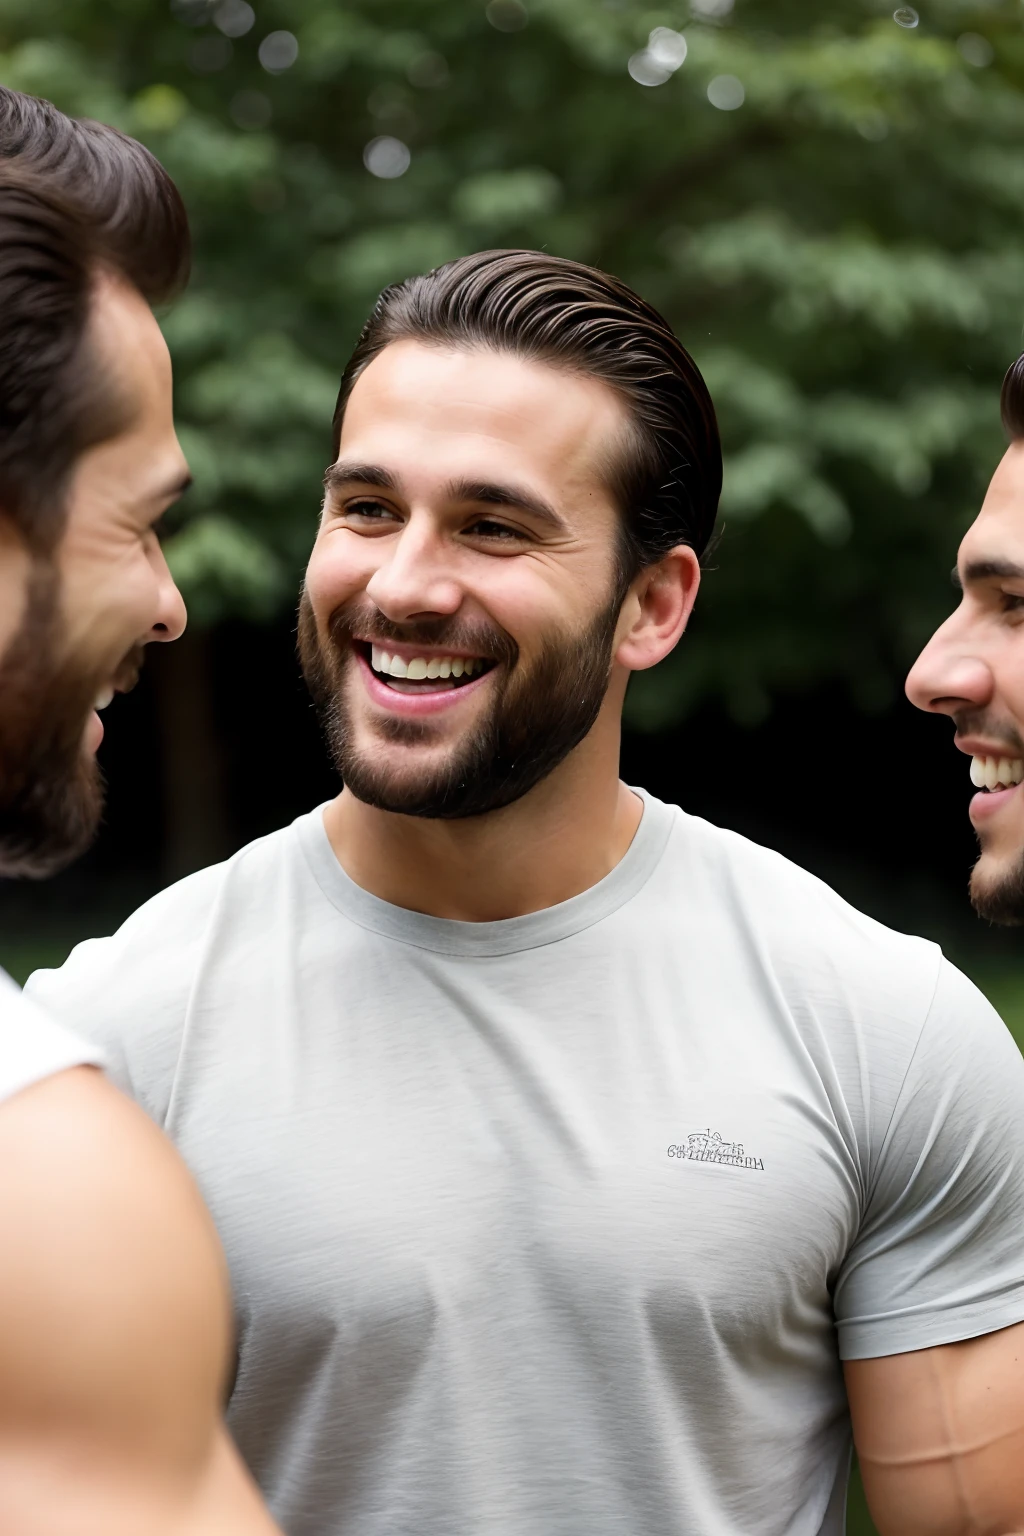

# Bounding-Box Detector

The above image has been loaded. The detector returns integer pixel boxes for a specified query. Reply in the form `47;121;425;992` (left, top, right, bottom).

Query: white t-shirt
0;965;102;1104
25;791;1024;1536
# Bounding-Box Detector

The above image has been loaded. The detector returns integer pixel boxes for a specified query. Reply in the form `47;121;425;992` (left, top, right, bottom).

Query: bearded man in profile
0;87;280;1535
908;350;1024;930
31;249;1024;1536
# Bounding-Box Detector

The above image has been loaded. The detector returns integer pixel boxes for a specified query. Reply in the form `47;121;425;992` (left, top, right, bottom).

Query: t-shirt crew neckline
295;788;676;958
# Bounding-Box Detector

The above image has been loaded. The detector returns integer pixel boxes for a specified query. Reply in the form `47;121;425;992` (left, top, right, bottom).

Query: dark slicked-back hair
0;86;190;551
332;249;722;581
1001;351;1024;439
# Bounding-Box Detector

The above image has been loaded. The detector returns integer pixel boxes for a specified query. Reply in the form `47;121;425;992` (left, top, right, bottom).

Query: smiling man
907;353;1024;924
29;251;1024;1536
0;89;279;1535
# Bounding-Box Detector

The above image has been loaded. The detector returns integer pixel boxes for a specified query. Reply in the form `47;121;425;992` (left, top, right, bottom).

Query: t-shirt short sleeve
835;957;1024;1359
0;965;104;1105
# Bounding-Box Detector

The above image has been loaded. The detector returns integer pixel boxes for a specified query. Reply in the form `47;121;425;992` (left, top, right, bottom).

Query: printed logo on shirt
667;1128;764;1171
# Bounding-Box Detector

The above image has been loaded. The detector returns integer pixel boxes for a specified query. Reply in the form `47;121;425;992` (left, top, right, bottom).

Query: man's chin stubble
970;853;1024;927
298;588;621;821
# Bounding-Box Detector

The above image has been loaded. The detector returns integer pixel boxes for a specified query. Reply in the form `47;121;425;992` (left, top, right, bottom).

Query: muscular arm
0;1067;280;1536
846;1323;1024;1536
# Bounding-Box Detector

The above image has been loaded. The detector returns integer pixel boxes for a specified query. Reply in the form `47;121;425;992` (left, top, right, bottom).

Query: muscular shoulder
668;808;943;1011
0;1067;230;1518
658;810;1002;1158
24;819;306;1121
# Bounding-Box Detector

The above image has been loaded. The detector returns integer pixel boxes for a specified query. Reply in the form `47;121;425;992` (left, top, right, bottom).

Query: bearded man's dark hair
0;88;190;876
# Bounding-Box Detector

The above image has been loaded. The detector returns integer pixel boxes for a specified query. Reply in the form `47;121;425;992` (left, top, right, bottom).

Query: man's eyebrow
961;558;1024;584
446;477;565;531
323;461;401;497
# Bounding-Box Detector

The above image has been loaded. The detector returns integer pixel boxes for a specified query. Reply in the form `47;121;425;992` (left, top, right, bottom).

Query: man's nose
147;543;187;644
905;618;993;717
365;523;463;622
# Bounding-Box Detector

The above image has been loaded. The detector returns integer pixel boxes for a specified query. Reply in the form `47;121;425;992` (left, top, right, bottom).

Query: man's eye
341;499;401;528
1001;592;1024;613
467;518;524;541
149;515;168;544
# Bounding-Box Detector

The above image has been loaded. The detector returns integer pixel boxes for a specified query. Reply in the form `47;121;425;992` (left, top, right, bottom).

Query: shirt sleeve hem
2;1049;107;1108
838;1294;1024;1360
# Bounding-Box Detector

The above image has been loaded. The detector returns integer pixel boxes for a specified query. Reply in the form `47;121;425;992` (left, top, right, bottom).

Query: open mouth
360;642;497;695
970;755;1024;793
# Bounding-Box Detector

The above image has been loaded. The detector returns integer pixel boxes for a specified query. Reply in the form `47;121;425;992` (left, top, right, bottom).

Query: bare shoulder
0;1065;230;1406
0;1066;276;1535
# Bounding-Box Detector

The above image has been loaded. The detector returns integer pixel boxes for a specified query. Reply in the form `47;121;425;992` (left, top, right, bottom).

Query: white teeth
970;755;1024;790
94;687;114;711
369;649;487;681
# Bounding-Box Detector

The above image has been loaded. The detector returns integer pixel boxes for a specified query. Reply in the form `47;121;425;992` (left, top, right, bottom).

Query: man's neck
322;711;642;922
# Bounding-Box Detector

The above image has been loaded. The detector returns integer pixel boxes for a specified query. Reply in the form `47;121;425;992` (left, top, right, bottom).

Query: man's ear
614;544;701;673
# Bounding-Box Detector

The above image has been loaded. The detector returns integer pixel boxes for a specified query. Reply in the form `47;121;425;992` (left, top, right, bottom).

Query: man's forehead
341;340;627;460
958;442;1024;572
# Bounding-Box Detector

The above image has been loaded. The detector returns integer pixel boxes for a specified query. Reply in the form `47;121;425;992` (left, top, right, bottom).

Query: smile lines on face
970;754;1024;792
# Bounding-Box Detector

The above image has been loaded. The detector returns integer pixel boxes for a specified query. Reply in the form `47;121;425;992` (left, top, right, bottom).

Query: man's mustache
951;708;1024;756
326;602;519;670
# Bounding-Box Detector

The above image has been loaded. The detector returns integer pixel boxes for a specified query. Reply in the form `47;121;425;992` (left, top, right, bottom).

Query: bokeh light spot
707;74;744;110
957;32;994;68
134;84;188;130
628;52;671;87
259;30;299;74
648;28;687;70
486;0;528;33
893;8;919;28
628;27;686;87
363;136;412;179
214;0;255;38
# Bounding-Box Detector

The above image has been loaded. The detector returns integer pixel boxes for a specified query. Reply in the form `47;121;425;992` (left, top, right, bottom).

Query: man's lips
354;645;495;717
83;664;142;756
970;784;1021;824
956;734;1024;761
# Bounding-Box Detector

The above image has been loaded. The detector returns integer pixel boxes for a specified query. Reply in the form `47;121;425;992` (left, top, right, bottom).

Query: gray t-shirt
25;792;1024;1536
0;965;102;1104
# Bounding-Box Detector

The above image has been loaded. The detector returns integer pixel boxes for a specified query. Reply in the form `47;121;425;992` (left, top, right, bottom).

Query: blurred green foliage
0;0;1020;738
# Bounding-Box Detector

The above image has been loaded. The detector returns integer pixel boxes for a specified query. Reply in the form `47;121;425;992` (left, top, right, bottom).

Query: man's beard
952;707;1024;925
970;856;1024;926
297;588;623;820
0;562;137;879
